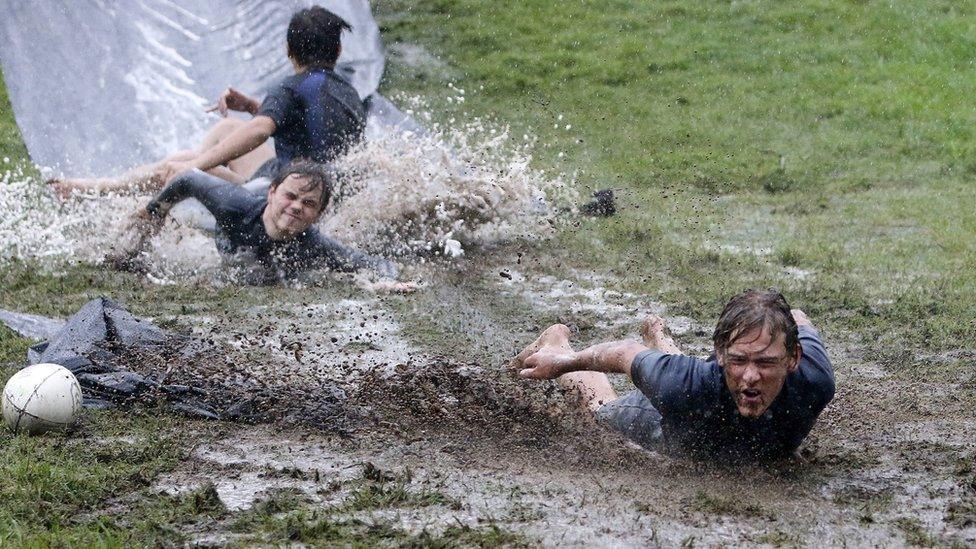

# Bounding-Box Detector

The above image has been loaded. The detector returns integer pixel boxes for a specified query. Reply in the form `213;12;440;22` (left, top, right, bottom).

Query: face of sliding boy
263;174;325;240
719;327;799;418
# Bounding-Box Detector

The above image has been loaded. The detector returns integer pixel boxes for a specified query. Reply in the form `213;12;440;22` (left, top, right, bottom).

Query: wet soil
137;248;976;546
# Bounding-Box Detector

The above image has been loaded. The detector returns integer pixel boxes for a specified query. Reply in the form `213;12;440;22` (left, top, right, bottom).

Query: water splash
0;97;577;280
327;97;578;257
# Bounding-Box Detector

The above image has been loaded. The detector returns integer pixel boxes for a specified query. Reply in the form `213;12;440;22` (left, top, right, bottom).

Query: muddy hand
641;314;668;347
109;207;162;266
791;309;813;328
519;346;578;380
510;324;577;379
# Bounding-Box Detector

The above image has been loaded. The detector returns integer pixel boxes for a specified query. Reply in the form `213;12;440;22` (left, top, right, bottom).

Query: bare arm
160;116;276;183
516;336;648;380
189;116;276;173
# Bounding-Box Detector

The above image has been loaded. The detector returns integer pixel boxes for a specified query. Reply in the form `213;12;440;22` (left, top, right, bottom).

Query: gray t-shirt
629;325;834;460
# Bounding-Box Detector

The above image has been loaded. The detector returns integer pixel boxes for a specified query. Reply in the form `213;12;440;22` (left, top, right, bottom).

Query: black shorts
596;390;663;450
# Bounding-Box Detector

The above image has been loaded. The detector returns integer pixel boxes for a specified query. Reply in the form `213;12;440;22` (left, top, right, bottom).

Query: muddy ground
94;248;976;547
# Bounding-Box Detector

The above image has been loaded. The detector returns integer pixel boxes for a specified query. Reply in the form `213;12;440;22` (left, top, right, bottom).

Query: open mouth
741;388;762;403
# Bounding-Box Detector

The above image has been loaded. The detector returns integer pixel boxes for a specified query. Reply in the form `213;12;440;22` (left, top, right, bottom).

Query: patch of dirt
128;256;976;546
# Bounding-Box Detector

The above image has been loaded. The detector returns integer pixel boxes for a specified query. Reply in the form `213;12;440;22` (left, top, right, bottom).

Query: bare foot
642;314;680;353
509;324;571;372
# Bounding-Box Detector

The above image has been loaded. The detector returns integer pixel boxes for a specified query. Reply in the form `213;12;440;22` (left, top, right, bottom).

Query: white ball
3;363;83;435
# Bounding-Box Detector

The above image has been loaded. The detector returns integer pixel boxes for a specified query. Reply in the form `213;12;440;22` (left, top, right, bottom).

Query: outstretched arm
108;171;243;268
306;232;399;278
145;169;240;220
513;323;649;380
304;233;417;293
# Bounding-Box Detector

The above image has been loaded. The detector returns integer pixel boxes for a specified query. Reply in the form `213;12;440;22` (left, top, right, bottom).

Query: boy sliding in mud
512;290;834;461
50;7;365;197
110;161;414;291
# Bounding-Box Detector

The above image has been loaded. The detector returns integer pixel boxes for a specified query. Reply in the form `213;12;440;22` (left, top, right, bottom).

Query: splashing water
326;100;578;257
0;97;577;281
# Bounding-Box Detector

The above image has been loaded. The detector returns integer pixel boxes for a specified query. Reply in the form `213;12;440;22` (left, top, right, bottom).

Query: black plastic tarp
2;298;348;425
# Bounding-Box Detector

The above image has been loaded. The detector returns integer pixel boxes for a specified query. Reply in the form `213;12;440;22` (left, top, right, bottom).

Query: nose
742;364;762;385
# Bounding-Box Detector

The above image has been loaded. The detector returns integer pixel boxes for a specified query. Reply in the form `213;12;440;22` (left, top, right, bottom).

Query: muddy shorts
596;390;663;450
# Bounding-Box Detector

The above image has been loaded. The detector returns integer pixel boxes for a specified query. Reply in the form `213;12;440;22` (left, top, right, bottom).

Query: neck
294;62;335;74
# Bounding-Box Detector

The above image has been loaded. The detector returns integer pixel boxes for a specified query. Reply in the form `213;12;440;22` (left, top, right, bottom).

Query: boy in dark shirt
511;290;835;461
112;161;412;290
52;7;365;196
167;6;366;182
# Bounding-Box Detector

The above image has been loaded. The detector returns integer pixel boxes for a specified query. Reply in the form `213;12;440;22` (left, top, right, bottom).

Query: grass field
2;0;976;545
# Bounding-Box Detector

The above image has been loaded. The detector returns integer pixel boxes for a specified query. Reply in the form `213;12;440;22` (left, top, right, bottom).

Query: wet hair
712;290;799;357
270;160;334;211
287;7;351;68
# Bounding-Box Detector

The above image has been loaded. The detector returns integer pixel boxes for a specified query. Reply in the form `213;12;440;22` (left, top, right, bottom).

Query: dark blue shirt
146;170;395;280
630;325;834;461
257;69;366;165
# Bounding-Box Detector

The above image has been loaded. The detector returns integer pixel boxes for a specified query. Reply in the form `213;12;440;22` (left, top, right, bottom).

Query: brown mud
132;249;976;546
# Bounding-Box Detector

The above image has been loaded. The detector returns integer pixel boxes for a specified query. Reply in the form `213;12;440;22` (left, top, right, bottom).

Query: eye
285;192;298;200
302;199;316;208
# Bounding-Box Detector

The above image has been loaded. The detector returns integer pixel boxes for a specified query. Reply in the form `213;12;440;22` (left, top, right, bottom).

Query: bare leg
49;117;274;197
49;149;196;198
558;371;619;412
641;314;682;354
511;324;619;412
197;118;275;179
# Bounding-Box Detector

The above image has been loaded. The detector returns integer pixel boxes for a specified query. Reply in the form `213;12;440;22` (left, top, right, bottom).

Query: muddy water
138;257;976;546
4;109;975;545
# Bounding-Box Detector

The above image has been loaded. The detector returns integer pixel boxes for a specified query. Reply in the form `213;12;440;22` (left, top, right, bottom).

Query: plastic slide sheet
0;0;410;177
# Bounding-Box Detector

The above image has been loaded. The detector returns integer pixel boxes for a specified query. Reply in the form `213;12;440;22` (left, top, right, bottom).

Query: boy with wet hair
52;7;366;196
512;290;835;461
112;161;412;290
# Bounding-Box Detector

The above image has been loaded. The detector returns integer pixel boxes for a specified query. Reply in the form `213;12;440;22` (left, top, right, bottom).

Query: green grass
3;0;976;543
0;411;216;546
0;67;34;176
376;0;976;362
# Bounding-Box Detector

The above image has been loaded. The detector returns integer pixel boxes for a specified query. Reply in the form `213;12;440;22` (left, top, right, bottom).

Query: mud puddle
138;256;976;546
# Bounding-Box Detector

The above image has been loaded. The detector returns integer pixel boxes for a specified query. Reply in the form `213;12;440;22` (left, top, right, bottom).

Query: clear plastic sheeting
0;0;386;177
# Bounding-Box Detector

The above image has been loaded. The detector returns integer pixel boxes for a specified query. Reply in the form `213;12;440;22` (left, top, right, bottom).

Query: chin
737;404;766;418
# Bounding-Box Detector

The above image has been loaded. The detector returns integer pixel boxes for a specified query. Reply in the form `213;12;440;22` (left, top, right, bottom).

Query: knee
212;117;245;133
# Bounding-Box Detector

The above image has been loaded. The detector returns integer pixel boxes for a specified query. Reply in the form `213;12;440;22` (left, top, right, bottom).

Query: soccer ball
3;363;83;435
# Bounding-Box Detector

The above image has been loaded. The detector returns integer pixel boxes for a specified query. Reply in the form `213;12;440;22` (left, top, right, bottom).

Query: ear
267;185;275;202
788;346;802;373
337;44;342;59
